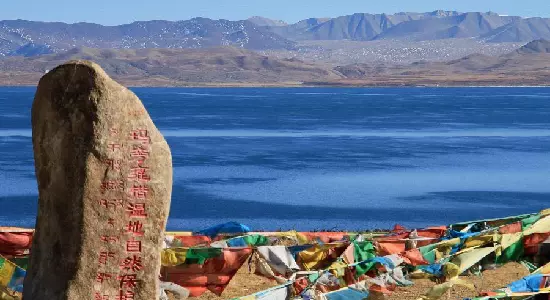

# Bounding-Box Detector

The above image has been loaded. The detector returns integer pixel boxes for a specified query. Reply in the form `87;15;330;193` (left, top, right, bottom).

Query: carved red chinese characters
25;61;172;300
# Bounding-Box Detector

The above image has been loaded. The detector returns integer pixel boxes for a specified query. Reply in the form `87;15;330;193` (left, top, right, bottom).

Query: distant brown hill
2;40;550;87
0;47;342;86
326;39;550;86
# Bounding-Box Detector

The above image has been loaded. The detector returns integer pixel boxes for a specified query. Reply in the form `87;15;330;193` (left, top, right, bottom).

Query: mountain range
261;11;550;42
2;11;550;58
0;18;295;57
2;39;550;86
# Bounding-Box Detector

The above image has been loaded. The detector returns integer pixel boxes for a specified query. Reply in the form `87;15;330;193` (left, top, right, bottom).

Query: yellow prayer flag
0;258;15;287
524;216;550;235
451;246;496;273
160;248;188;267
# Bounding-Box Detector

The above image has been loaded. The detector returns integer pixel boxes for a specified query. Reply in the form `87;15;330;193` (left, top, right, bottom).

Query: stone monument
24;61;172;300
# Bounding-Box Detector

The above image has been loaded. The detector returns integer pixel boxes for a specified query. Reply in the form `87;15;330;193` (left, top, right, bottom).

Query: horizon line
0;10;543;27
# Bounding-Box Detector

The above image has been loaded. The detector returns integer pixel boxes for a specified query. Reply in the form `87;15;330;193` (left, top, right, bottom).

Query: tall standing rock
25;60;172;300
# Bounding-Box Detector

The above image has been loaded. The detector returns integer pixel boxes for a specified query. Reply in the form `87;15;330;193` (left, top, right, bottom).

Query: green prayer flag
185;248;223;264
422;249;437;265
354;241;376;278
10;257;28;270
243;235;269;246
496;240;524;264
521;215;541;230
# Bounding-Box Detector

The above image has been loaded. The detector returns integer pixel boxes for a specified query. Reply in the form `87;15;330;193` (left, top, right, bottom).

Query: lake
1;87;549;231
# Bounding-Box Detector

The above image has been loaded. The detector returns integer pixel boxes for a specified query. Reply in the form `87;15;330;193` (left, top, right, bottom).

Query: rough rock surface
24;60;172;300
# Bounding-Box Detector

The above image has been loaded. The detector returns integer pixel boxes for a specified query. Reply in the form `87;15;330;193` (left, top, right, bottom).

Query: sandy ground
168;262;529;299
386;263;529;300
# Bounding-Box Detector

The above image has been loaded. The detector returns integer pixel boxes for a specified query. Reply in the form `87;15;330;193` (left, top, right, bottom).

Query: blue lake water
0;87;549;231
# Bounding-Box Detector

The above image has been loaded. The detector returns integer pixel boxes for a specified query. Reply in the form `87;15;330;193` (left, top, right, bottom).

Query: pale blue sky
2;0;549;25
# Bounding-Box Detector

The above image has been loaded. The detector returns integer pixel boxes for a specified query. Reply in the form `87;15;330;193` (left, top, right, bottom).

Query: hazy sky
2;0;549;25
